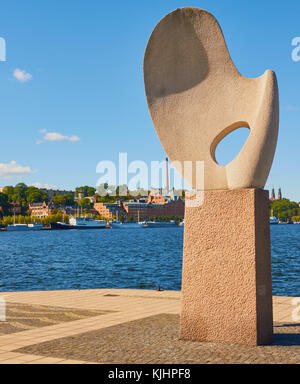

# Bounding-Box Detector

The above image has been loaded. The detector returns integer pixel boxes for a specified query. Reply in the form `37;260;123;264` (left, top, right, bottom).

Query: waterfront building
94;202;123;219
148;190;167;204
278;188;282;201
29;201;55;218
124;199;184;221
94;198;184;221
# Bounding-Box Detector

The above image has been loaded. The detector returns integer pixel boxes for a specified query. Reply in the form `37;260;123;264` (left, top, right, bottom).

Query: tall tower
165;157;169;193
278;188;282;201
270;188;275;201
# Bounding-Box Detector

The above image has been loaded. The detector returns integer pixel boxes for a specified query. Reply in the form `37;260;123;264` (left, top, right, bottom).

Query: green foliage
52;193;74;207
0;192;10;216
1;184;49;215
78;198;91;207
75;186;96;197
292;216;300;223
25;186;48;204
271;199;300;222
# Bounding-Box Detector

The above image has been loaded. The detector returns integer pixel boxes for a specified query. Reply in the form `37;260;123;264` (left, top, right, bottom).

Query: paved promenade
0;289;299;364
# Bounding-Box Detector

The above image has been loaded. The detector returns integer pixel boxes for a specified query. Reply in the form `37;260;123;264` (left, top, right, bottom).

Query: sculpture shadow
144;10;209;104
273;324;300;346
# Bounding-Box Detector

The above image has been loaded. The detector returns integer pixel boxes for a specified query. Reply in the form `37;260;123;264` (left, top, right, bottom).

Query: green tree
14;183;27;200
25;186;48;204
2;186;14;201
64;193;75;206
78;198;91;207
87;187;96;197
0;193;10;216
75;186;96;198
271;198;300;222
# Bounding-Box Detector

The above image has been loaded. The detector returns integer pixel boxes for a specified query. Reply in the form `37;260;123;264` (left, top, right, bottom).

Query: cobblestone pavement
0;289;298;364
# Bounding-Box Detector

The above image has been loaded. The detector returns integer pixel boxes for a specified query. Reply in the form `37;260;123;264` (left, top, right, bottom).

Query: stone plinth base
180;189;273;346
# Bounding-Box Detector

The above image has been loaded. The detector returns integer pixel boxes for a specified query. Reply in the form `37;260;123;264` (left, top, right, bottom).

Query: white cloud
30;182;58;190
13;68;33;83
0;161;36;179
36;130;80;144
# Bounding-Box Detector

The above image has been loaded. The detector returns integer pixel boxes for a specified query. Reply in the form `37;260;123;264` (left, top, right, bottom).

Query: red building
94;199;184;221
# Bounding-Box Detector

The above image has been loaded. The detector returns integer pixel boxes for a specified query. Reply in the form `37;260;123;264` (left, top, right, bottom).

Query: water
0;226;299;296
270;225;300;297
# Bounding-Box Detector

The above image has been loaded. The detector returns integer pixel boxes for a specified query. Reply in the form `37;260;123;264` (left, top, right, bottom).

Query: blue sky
0;0;300;200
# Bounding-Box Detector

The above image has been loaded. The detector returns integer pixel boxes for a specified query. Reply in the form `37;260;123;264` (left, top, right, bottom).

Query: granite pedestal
180;189;273;346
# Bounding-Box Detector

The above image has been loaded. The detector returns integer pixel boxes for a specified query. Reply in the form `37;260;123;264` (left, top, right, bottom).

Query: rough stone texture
15;314;300;364
144;7;279;190
180;189;273;346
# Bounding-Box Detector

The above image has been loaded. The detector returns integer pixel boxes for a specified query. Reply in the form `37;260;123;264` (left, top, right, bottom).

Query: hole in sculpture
214;127;250;167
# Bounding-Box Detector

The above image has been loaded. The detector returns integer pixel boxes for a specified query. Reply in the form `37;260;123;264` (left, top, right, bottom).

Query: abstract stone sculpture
144;8;279;346
144;7;279;191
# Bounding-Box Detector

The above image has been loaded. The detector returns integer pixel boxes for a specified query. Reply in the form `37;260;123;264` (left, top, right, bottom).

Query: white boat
109;221;145;229
146;221;177;228
7;223;43;231
270;217;279;225
69;216;106;229
27;223;43;230
270;210;279;225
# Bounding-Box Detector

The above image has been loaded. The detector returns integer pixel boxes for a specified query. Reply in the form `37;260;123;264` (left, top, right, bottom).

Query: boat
146;221;177;228
109;221;146;229
7;223;43;231
47;222;72;230
270;217;279;225
7;224;30;231
69;216;106;229
270;209;279;225
27;223;43;230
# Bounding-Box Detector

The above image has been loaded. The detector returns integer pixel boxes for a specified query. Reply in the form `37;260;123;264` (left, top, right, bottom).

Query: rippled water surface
0;226;299;296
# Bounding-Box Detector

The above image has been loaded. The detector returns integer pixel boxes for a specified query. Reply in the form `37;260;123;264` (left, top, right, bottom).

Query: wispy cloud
0;161;36;179
13;68;33;83
36;130;80;144
282;105;300;111
30;182;58;190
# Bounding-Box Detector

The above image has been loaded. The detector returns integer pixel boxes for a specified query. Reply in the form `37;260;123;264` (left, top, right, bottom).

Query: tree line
270;198;300;222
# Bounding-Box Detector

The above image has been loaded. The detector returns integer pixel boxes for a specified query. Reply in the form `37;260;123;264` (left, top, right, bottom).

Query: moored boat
27;223;43;230
270;217;279;225
49;222;73;230
69;216;106;229
270;209;279;225
7;223;42;231
109;221;146;229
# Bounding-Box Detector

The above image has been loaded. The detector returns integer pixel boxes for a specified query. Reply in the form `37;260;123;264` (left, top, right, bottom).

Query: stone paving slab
0;302;111;335
0;289;298;364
